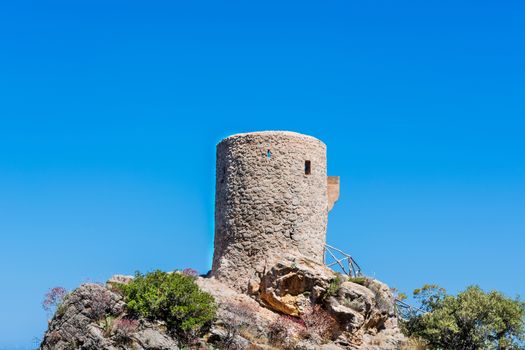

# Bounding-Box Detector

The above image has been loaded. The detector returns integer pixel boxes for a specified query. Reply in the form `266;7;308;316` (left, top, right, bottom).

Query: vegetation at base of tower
324;273;345;299
118;270;217;340
401;284;525;350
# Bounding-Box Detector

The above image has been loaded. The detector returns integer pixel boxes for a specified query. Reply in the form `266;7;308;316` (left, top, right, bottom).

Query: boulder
133;327;180;350
325;281;375;331
197;276;278;339
106;274;134;289
326;278;406;350
259;256;335;315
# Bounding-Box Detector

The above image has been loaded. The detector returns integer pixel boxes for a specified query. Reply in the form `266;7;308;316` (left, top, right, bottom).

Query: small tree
402;284;525;350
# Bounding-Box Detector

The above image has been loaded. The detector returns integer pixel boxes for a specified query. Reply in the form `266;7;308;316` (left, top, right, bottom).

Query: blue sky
1;1;524;348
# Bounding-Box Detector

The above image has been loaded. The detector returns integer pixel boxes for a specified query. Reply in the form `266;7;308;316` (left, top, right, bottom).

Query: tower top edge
218;131;325;145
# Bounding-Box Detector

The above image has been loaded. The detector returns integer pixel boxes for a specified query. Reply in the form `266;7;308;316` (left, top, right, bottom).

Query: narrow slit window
220;166;226;183
267;149;272;159
305;160;311;175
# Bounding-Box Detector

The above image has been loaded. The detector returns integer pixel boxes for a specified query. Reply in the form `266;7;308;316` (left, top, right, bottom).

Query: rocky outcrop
40;284;180;350
258;256;334;316
255;257;405;350
40;258;405;350
324;278;405;349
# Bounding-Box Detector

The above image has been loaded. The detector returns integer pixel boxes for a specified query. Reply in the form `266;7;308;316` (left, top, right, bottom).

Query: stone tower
212;131;339;291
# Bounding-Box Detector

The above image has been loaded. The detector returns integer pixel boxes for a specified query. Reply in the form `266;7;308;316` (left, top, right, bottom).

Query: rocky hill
39;255;405;350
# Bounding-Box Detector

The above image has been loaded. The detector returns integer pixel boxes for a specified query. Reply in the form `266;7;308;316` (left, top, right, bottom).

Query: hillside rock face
39;284;180;350
40;256;405;350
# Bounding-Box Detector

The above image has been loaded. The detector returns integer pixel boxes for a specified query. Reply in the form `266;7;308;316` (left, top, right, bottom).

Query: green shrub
118;270;216;338
325;274;344;299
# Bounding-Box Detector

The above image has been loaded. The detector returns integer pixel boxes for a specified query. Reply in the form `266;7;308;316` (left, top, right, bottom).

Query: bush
118;270;216;339
324;274;344;299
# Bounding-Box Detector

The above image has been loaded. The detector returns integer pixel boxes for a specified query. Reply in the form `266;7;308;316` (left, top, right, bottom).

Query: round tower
212;131;328;291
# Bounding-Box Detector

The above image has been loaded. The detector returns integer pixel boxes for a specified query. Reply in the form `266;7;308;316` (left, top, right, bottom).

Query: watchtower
211;131;339;291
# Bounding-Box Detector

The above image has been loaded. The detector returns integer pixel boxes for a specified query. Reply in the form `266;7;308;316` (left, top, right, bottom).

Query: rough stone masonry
212;131;340;291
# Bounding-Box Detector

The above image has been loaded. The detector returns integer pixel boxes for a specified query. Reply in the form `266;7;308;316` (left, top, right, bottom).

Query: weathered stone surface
255;258;405;349
360;327;406;350
40;273;405;350
327;176;340;212
320;344;346;350
327;278;405;350
259;256;334;316
212;131;336;292
133;327;180;349
365;279;396;317
325;282;375;331
106;274;134;289
39;284;180;350
197;276;278;331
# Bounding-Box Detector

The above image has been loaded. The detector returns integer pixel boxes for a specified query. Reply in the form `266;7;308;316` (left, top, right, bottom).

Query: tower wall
212;131;328;291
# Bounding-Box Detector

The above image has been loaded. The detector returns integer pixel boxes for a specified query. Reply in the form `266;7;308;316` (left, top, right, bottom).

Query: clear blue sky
1;1;524;348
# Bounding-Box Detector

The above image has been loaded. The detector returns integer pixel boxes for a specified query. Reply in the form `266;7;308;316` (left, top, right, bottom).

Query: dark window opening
267;149;272;159
220;166;226;183
305;160;311;175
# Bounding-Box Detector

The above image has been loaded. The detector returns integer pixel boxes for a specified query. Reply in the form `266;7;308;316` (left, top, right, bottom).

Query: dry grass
400;337;428;350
